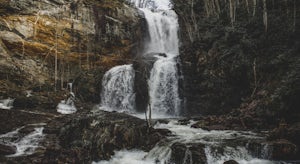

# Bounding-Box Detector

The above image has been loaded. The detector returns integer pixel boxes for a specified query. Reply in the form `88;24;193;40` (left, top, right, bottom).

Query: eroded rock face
0;0;143;103
133;53;158;112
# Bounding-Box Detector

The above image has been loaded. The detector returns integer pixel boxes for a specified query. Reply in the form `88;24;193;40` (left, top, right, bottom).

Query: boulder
224;160;239;164
39;110;167;163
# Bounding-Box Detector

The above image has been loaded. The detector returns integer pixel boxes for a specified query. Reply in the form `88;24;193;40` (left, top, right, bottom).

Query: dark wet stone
157;53;167;57
0;109;51;134
178;119;190;125
268;139;298;160
39;110;167;162
224;160;239;164
14;96;39;109
0;144;16;156
19;126;36;134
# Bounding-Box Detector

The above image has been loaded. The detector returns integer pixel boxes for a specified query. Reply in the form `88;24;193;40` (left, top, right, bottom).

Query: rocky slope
174;0;299;122
173;0;300;159
0;0;143;104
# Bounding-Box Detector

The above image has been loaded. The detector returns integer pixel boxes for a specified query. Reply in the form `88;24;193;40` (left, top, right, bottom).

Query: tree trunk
86;31;89;70
294;0;296;32
251;58;257;97
229;0;235;26
55;21;58;92
263;0;268;32
253;0;257;16
215;0;221;15
245;0;250;14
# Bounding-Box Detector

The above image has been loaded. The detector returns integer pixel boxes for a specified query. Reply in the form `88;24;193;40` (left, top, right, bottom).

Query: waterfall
148;58;180;115
101;64;135;112
100;0;181;116
141;8;179;54
134;0;181;116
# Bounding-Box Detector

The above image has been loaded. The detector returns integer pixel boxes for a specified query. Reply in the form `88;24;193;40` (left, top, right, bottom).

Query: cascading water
95;120;287;164
148;58;181;115
0;123;45;157
144;8;181;116
96;1;292;164
100;0;181;116
133;0;181;116
100;64;135;112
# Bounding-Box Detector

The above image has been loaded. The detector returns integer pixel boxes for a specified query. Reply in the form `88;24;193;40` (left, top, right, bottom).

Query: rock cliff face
0;0;143;103
174;0;299;123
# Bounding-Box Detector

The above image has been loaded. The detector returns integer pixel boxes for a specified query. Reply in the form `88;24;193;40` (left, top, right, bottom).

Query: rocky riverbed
0;0;299;163
0;102;169;163
0;100;299;163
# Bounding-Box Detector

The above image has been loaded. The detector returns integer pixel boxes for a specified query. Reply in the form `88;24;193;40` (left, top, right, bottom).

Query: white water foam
151;0;173;10
100;64;135;112
96;120;284;164
0;98;14;110
92;150;153;164
128;0;172;10
205;147;283;164
0;126;45;157
154;120;264;145
205;146;278;164
57;83;77;114
155;121;285;164
57;99;77;114
93;148;172;164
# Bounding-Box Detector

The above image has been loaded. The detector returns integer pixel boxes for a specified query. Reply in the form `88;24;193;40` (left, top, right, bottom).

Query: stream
94;120;287;164
96;0;291;163
0;123;45;157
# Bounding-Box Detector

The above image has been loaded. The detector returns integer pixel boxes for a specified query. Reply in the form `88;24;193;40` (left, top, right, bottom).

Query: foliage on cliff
174;0;299;124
